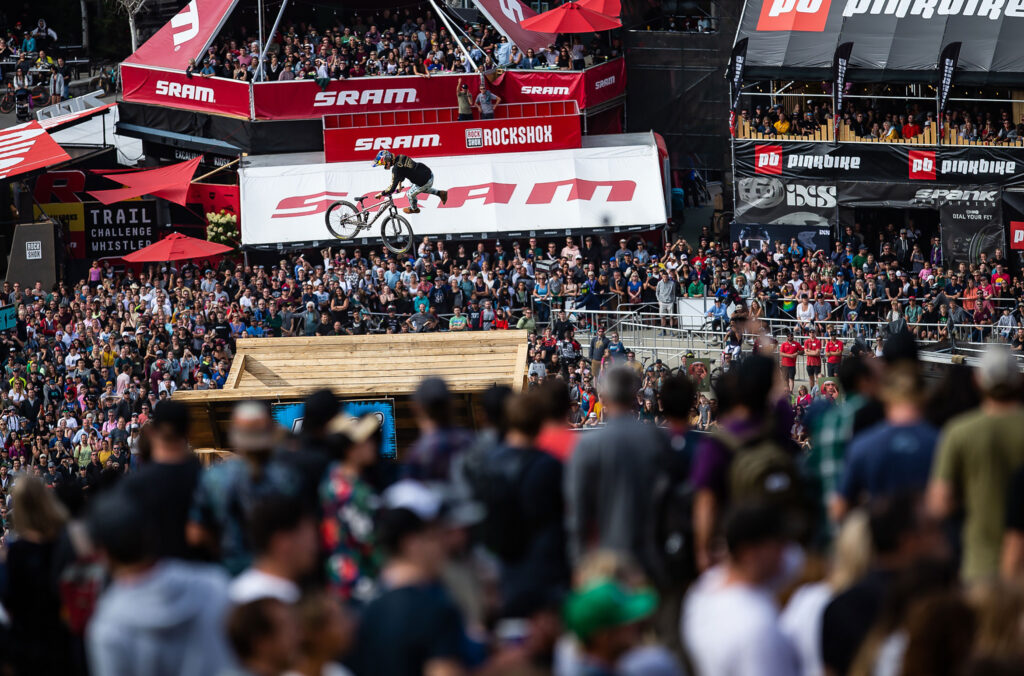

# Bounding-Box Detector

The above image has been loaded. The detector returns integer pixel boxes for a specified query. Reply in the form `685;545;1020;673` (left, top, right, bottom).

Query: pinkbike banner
239;143;667;246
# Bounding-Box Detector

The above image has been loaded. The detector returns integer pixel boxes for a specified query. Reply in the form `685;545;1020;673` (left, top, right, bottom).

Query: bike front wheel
0;96;13;115
324;200;361;240
380;214;413;254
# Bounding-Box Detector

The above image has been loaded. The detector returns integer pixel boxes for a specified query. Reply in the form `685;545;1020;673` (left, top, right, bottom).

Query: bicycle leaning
323;193;414;254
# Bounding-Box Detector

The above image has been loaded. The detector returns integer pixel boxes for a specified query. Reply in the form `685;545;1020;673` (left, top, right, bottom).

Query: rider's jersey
383;155;432;194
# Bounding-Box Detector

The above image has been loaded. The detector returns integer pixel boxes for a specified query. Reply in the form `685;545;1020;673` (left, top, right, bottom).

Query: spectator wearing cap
320;412;384;602
349;480;472;675
927;346;1024;582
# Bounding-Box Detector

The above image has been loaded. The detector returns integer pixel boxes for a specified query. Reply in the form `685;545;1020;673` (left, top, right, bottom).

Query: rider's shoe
439;190;448;205
403;207;420;214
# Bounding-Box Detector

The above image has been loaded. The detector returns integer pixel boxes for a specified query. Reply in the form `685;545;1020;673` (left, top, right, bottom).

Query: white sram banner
240;145;667;246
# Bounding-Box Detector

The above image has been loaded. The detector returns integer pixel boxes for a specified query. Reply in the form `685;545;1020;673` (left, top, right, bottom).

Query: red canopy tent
122;232;233;263
0;121;72;181
521;2;622;32
88;157;202;206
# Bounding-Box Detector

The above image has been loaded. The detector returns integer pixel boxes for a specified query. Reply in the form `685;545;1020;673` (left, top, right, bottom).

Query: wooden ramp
174;331;529;449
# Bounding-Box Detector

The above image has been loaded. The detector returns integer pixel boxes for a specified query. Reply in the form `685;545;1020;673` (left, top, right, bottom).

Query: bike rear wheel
324;200;361;240
0;95;13;115
31;85;47;103
380;213;413;254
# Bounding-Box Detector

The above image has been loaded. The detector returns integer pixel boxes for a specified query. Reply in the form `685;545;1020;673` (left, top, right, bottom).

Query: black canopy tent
734;0;1024;84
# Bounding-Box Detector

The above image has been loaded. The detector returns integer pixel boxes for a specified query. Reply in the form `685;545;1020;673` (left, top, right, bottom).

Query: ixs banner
323;115;582;163
121;64;251;118
240;144;667;246
735;176;837;227
734;140;1024;185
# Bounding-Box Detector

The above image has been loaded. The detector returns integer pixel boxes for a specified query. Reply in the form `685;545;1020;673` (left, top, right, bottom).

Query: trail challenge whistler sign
84;201;157;257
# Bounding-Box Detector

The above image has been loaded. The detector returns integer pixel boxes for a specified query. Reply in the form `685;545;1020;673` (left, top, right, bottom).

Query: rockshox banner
734;140;1024;186
736;0;1024;82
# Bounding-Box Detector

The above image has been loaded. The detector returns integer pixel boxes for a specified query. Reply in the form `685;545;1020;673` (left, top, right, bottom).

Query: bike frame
349;195;399;231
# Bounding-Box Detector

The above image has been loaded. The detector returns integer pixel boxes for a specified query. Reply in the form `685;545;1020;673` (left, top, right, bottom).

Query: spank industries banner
120;64;251;118
323;115;582;163
734;140;1024;185
735;0;1024;81
123;0;240;71
240;145;667;246
471;0;555;53
936;187;1004;264
734;176;837;227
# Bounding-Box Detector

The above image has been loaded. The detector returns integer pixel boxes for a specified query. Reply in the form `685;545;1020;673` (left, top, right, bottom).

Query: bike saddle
355;195;369;203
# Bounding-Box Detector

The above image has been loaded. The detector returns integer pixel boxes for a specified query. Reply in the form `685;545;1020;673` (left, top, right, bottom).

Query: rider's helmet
373;150;394;167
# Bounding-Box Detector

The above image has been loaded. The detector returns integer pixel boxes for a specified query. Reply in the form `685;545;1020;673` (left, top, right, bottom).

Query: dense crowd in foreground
1;339;1024;676
0;221;1023;674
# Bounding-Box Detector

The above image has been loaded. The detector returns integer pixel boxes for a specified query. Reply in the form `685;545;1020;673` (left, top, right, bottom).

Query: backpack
649;432;699;586
58;523;106;636
467;445;539;560
713;424;803;510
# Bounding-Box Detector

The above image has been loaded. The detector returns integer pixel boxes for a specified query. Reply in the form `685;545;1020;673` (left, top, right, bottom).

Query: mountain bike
324;193;414;254
0;82;48;114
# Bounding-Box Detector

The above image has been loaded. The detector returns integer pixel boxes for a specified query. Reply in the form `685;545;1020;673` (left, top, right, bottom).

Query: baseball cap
977;345;1021;397
563;579;658;642
326;413;381;443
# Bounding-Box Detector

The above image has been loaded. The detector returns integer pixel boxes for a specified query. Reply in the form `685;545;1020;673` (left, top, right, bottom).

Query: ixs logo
757;0;830;32
170;0;199;49
354;134;440;151
313;88;417;107
154;80;215;103
594;76;616;89
1011;221;1024;250
909;150;936;180
521;86;571;95
755;145;783;175
271;180;636;218
465;125;554;149
785;184;836;208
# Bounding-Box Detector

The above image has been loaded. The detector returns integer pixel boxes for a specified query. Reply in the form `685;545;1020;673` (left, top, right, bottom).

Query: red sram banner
120;64;251;118
324;115;582;163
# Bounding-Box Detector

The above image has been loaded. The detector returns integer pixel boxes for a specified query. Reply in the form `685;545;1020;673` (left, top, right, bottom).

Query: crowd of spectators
184;8;620;83
740;96;1024;145
0;218;1022;673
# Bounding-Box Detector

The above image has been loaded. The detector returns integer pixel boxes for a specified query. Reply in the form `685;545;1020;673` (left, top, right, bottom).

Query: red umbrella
122;232;233;263
521;2;622;33
577;0;621;17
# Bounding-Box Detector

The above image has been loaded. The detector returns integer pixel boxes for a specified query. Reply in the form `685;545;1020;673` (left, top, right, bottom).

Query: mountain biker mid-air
373;150;448;214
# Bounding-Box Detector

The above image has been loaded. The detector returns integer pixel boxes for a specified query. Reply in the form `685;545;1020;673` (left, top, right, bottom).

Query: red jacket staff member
803;327;823;389
779;330;803;393
825;329;844;378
